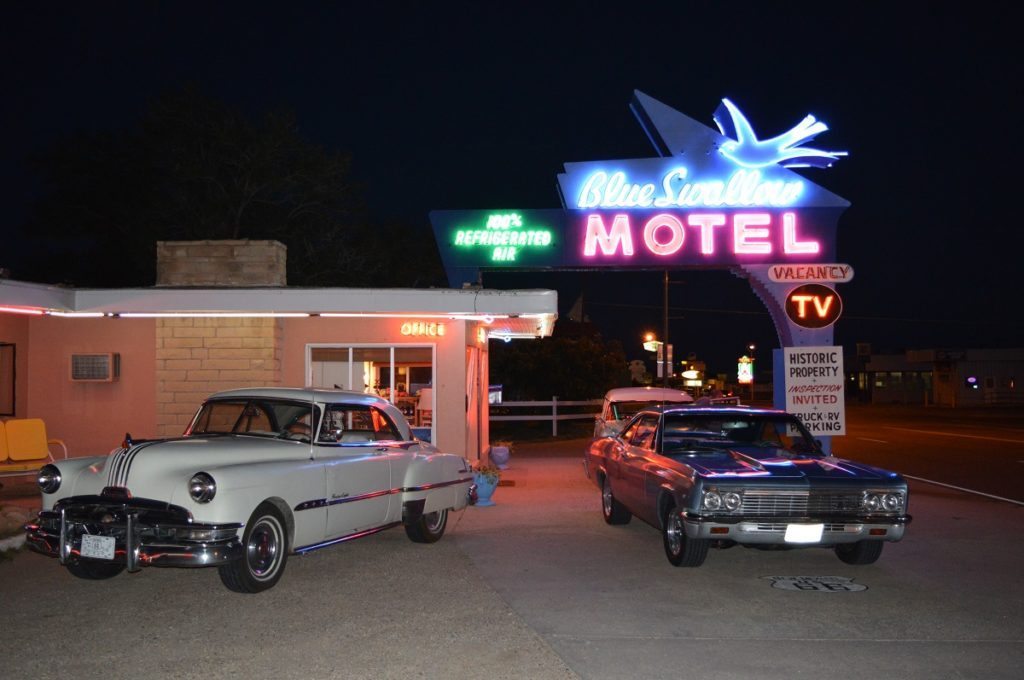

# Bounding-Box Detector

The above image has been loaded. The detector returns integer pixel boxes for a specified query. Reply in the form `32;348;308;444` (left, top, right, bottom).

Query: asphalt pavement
2;434;1022;679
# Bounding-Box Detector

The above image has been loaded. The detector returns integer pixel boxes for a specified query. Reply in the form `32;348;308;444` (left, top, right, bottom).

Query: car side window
319;404;402;443
620;418;642;442
629;415;659;451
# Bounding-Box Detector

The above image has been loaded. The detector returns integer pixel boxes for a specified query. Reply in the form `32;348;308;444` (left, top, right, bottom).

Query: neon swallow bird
713;98;848;169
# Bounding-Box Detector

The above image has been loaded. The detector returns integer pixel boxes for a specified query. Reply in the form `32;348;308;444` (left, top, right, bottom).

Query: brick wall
155;318;282;437
156;240;287;287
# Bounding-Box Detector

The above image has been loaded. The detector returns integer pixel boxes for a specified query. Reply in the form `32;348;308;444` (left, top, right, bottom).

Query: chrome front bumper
26;499;243;571
681;511;912;545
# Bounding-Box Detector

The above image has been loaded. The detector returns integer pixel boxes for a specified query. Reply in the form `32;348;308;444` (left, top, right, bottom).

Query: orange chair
0;419;68;478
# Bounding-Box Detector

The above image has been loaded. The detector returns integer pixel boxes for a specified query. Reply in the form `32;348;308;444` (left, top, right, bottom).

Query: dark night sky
3;2;1022;374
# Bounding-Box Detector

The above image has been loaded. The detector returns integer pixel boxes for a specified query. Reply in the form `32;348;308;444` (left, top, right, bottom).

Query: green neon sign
453;213;553;262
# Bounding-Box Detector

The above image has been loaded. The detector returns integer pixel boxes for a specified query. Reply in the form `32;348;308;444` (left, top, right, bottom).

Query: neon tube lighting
116;312;312;318
0;306;45;315
47;311;107;318
318;313;510;321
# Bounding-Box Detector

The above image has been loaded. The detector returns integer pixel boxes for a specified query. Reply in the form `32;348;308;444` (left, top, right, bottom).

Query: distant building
908;349;1022;407
848;347;1022;407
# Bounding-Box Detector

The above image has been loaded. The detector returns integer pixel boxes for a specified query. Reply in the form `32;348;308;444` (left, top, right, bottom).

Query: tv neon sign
453;212;553;262
576;167;804;209
582;211;819;259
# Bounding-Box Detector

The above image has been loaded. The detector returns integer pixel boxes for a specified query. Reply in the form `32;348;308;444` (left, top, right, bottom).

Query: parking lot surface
459;439;1023;680
2;436;1022;679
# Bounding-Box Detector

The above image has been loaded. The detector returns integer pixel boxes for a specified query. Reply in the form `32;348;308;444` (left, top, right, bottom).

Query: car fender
168;458;326;549
38;455;110;510
399;452;472;516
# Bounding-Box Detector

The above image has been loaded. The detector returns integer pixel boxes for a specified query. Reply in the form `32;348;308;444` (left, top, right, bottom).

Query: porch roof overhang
0;280;557;339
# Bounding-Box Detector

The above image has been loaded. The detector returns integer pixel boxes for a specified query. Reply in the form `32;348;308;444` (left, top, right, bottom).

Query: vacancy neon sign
582;211;819;259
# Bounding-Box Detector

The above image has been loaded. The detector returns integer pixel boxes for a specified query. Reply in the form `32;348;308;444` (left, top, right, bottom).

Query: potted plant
489;440;514;469
473;462;501;506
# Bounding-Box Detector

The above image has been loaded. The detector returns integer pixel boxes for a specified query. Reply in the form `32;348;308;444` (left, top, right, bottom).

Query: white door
319;403;400;536
323;443;392;535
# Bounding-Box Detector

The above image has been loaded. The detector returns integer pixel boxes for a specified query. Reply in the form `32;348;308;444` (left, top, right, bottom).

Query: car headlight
881;493;904;512
188;472;216;503
38;464;62;494
702;489;742;512
862;491;904;513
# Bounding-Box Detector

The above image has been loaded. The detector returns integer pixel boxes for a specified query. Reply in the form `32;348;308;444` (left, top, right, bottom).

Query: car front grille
745;523;851;533
740;489;864;515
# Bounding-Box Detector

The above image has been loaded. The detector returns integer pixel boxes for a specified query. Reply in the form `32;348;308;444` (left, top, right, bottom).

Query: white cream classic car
594;387;694;437
25;388;476;593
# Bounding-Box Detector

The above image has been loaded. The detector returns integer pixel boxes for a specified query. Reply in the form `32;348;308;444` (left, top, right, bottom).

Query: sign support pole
662;270;669;387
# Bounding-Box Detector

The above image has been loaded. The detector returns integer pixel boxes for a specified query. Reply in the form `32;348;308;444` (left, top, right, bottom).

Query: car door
320;403;396;537
625;414;661;511
611;414;659;511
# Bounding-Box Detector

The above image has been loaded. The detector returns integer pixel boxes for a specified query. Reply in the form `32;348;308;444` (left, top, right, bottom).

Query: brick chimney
156;240;287;287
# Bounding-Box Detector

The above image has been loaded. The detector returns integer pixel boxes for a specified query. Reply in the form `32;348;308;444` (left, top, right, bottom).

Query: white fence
489;398;602;436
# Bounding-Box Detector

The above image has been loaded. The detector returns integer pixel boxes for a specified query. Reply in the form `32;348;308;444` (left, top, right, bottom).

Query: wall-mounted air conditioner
70;353;120;382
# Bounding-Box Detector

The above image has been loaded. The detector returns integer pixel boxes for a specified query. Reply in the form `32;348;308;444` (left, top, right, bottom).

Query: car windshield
611;400;689;421
188;399;320;442
660;413;819;458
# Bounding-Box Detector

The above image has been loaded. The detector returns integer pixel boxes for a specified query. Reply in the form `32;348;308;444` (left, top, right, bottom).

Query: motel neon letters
582;211;819;259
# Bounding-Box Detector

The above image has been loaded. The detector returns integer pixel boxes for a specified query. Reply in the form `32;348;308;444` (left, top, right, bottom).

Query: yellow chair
0;418;68;478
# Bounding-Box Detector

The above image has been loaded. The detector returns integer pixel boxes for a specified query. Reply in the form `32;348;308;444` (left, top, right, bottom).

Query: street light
643;333;669;385
747;344;756;401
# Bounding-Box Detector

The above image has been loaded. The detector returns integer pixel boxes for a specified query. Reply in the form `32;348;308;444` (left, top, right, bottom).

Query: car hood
71;435;312;498
684;447;898;481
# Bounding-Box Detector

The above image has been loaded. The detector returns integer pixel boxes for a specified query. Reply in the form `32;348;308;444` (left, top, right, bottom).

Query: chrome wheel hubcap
247;517;281;579
666;513;682;555
423;511;444;532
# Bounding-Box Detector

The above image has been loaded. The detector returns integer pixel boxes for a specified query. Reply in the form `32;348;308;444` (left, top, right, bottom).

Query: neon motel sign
582;211;819;258
429;92;848;283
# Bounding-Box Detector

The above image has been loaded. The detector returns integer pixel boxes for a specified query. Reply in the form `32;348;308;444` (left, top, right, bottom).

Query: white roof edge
0;279;76;309
1;280;557;316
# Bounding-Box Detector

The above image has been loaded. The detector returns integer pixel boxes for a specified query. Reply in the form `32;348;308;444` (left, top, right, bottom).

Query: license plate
784;523;824;543
80;534;116;560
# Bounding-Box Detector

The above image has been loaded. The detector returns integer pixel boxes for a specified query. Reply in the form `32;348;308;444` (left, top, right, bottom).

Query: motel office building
0;240;556;462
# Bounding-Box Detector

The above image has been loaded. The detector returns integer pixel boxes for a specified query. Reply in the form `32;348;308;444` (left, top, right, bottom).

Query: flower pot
489;445;510;469
473;473;499;506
